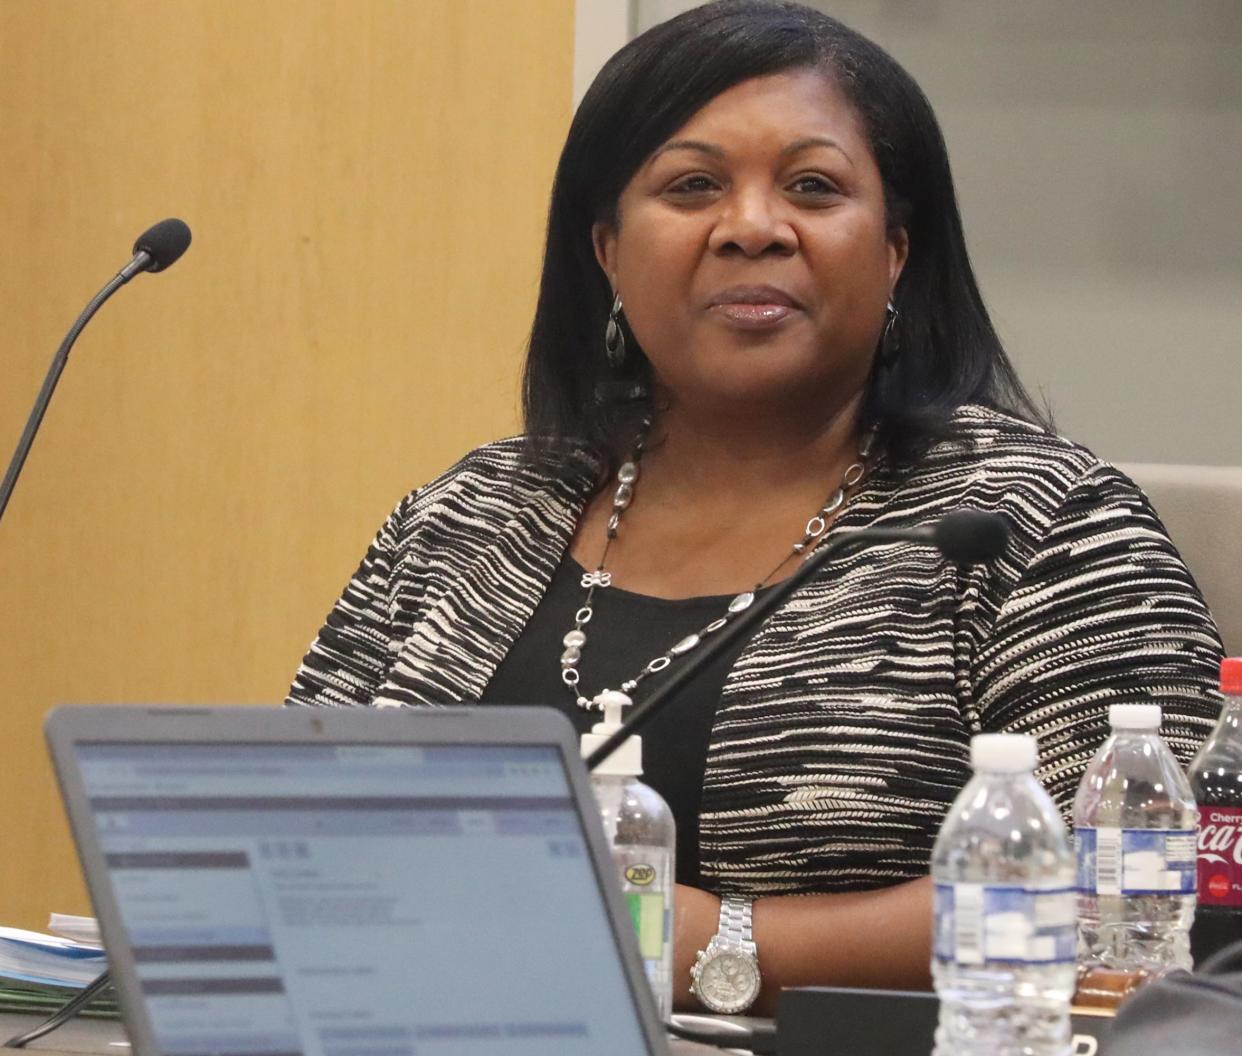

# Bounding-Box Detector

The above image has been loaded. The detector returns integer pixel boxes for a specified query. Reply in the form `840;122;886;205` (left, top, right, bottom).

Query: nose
707;187;797;258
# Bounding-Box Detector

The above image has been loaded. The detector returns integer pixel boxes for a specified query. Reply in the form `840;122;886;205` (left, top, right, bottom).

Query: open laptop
45;705;675;1056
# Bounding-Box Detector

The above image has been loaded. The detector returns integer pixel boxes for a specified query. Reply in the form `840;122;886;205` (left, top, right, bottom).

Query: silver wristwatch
689;895;762;1014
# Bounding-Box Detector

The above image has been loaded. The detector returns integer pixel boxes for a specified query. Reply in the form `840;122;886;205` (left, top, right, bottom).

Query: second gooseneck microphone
584;509;1010;772
0;219;192;526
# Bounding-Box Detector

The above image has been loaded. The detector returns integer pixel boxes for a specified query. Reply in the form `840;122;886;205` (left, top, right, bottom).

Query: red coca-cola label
1198;806;1242;907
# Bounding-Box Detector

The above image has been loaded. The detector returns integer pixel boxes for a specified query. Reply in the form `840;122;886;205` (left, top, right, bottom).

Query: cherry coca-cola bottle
1189;657;1242;964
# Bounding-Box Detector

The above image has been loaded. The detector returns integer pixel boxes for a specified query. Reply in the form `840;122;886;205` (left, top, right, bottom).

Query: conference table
1;963;1124;1055
0;1010;732;1055
0;998;1113;1055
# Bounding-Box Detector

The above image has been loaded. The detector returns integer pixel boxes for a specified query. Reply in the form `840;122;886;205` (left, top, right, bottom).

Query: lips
707;285;803;329
707;285;801;309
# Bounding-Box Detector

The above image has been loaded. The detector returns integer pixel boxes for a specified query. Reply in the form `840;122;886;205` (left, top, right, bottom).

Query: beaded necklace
560;425;876;710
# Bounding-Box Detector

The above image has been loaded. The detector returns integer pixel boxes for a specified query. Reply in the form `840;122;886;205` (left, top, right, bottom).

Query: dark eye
788;174;838;197
665;174;720;197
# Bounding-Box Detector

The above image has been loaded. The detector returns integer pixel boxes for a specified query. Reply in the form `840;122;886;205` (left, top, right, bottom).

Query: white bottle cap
970;733;1038;773
579;690;643;776
1109;703;1162;730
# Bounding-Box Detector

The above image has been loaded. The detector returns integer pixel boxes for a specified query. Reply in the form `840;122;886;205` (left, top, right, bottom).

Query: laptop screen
74;739;655;1056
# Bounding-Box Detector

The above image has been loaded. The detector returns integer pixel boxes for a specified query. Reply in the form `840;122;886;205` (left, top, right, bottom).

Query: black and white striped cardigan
286;405;1222;895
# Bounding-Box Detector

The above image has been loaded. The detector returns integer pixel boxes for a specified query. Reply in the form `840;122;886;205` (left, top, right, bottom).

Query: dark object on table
1103;937;1242;1055
776;987;1111;1056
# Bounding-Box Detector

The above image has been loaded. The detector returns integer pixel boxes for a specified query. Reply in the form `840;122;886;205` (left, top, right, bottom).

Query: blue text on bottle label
934;883;1076;965
1075;827;1196;896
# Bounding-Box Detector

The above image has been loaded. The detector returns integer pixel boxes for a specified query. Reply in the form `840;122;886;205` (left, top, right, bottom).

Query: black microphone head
133;218;191;272
933;510;1010;563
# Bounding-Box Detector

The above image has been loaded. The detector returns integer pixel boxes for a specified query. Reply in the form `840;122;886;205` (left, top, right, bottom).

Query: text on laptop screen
76;741;653;1056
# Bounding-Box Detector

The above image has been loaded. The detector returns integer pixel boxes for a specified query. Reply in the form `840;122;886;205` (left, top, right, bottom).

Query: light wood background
0;0;574;931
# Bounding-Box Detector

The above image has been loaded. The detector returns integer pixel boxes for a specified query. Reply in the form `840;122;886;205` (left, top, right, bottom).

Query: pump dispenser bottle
582;690;676;1019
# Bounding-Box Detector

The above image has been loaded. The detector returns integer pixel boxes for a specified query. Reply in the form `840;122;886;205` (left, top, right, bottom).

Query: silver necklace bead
670;633;701;655
728;591;755;614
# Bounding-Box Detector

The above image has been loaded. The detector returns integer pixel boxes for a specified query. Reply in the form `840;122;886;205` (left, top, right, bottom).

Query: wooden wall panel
0;0;574;929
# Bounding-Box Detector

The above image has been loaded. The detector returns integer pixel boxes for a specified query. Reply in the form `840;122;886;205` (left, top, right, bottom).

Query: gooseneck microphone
584;509;1010;772
120;218;192;281
0;219;192;525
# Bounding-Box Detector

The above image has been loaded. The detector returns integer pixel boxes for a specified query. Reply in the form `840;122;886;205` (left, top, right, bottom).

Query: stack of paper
0;924;105;988
0;920;113;1018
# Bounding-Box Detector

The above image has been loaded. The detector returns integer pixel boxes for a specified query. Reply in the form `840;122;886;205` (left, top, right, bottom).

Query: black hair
521;0;1048;471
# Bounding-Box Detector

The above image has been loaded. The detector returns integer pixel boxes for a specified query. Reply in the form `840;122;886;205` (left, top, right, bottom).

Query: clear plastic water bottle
581;690;675;1020
932;734;1076;1056
1073;703;1197;977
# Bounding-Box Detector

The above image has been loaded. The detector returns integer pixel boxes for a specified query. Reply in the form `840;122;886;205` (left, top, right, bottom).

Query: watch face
695;949;761;1013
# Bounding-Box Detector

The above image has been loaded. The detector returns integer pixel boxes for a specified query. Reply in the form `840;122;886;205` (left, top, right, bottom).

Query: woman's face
593;70;908;419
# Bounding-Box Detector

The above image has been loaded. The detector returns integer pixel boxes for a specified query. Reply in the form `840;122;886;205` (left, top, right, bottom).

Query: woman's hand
672;876;933;1017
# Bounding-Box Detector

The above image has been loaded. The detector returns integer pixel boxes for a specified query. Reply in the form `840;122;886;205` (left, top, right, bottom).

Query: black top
481;552;762;889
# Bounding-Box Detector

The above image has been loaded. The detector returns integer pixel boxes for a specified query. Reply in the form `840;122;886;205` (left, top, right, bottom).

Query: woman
286;1;1221;1014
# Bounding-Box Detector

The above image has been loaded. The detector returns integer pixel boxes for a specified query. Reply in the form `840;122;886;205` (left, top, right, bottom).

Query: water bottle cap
1109;703;1162;730
970;733;1037;772
1221;658;1242;694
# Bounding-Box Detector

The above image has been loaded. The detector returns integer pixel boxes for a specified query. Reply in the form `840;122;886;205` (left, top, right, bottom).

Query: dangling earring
605;293;626;369
880;300;900;367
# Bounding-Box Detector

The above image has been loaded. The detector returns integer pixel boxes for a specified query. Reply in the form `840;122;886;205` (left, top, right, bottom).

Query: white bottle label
1075;827;1197;896
934;883;1076;964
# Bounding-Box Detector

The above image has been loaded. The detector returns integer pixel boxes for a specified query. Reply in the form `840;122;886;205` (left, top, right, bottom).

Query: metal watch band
718;895;755;948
